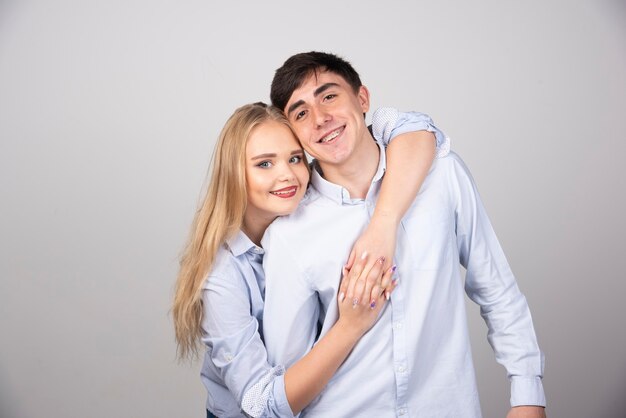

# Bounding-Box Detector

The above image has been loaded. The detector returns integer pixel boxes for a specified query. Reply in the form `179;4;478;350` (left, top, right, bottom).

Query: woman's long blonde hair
172;102;292;360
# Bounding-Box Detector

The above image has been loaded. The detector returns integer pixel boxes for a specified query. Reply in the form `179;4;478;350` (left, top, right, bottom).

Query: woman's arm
204;254;396;417
346;109;446;299
283;259;397;414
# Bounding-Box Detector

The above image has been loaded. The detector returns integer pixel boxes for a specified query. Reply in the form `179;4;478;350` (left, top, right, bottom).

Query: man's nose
312;106;331;128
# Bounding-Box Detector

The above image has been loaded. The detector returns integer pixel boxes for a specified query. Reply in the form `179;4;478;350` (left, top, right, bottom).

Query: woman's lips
270;186;298;198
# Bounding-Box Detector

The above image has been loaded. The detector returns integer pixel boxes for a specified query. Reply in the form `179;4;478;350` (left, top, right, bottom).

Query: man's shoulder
269;187;323;225
430;150;473;181
263;187;334;245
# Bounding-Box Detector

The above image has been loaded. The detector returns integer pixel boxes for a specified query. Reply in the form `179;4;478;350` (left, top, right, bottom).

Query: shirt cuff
371;107;450;158
272;373;297;417
510;376;546;407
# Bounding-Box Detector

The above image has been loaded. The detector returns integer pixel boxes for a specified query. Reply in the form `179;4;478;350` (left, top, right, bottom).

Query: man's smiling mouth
318;126;344;143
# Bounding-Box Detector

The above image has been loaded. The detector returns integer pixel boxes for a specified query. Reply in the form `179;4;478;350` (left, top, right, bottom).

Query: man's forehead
287;70;345;103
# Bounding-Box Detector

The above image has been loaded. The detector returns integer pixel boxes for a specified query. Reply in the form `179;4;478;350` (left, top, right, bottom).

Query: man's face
283;71;370;166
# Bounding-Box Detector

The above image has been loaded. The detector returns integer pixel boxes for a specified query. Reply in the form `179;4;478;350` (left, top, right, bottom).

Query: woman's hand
344;214;399;303
336;255;398;336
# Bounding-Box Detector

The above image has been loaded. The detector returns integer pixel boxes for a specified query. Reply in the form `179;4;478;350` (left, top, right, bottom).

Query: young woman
173;102;442;417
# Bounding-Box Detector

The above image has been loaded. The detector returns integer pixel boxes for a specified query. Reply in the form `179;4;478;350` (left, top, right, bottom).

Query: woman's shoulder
202;244;245;289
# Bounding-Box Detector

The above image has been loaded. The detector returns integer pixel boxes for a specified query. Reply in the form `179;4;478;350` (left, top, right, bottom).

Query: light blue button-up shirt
200;231;293;417
199;109;448;417
262;124;545;417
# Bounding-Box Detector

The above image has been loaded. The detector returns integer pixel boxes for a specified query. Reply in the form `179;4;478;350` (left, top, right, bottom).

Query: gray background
1;0;624;417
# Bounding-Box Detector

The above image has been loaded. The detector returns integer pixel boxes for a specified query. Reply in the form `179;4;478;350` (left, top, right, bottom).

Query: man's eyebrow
313;82;339;97
286;83;340;117
287;100;304;118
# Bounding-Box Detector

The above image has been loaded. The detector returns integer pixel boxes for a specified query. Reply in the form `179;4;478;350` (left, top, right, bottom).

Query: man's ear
358;85;370;113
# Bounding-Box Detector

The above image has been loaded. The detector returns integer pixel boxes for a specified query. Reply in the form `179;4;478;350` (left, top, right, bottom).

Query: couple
173;52;546;418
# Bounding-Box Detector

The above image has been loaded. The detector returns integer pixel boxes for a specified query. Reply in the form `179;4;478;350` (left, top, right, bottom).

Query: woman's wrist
370;208;402;229
334;316;368;341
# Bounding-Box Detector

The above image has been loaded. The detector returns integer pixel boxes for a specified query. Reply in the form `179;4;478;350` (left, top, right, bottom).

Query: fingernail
369;299;376;309
339;292;345;302
352;298;359;308
360;251;368;260
391;265;397;273
392;277;399;286
377;256;385;265
385;291;390;301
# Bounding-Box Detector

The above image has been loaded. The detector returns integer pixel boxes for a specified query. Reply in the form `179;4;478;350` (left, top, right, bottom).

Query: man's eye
324;94;336;101
289;155;302;164
295;110;306;120
257;161;272;168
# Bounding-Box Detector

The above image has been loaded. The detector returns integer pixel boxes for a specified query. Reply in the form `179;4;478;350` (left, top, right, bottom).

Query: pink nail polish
385;291;390;301
360;251;368;260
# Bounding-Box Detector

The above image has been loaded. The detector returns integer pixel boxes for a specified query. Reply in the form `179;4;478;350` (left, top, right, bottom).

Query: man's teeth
321;129;341;143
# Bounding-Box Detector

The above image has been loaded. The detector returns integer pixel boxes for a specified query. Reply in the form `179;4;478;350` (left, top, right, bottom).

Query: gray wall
1;1;624;417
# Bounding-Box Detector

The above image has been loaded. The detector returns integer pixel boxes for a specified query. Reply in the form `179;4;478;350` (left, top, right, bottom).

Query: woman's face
244;120;309;225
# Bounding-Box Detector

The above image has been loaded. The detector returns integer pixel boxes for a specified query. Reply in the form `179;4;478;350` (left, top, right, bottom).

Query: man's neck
318;134;380;199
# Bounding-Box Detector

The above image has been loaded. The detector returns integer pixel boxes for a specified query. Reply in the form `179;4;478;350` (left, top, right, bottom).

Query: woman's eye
257;161;272;168
289;155;302;164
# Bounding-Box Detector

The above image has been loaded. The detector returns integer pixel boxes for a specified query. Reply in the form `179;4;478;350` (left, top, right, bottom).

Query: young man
262;52;546;417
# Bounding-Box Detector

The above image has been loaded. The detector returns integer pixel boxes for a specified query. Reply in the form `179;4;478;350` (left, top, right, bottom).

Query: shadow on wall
0;369;20;418
602;373;626;418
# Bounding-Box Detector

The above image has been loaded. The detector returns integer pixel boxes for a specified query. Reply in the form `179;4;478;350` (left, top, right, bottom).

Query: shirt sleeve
201;264;295;418
371;107;450;158
451;156;546;408
261;224;321;373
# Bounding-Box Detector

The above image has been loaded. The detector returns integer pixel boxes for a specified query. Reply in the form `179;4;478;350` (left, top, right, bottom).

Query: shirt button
394;322;403;329
399;408;407;415
224;353;233;362
397;365;406;373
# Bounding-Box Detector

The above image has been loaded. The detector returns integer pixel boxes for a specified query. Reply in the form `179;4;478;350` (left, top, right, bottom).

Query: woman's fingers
382;265;398;301
340;255;398;311
361;256;385;309
345;248;357;271
349;254;386;309
346;251;370;306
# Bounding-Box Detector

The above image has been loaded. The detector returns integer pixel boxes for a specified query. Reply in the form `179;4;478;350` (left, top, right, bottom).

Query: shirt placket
364;194;410;417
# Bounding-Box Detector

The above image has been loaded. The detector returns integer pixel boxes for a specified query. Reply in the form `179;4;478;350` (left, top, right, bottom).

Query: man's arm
507;406;547;418
452;155;546;415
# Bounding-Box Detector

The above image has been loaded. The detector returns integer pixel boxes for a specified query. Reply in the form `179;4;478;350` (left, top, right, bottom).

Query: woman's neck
241;212;275;247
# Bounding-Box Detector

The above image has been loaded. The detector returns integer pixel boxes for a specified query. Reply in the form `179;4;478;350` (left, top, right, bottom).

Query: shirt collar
310;140;387;204
226;230;264;256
